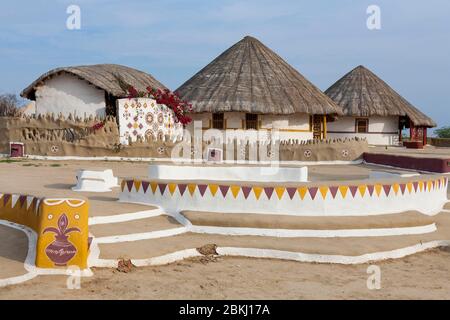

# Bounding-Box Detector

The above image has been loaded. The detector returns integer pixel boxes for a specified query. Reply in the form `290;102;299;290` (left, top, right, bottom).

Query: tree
0;93;20;117
434;126;450;138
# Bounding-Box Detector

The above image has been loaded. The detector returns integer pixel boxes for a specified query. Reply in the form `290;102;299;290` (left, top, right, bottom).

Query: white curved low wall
148;164;308;183
120;177;448;217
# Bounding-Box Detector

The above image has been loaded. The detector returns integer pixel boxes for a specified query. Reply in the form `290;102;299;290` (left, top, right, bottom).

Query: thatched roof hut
325;65;436;127
21;64;167;100
176;36;343;116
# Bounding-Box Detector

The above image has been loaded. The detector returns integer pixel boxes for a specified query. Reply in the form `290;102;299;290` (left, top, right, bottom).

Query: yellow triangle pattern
374;184;382;197
230;185;240;198
319;186;328;199
150;182;158;194
275;187;285;200
392;183;400;195
358;185;367;197
298;187;308;200
168;183;177;195
339;186;348;199
253;187;263;200
188;184;197;196
406;182;413;194
209;184;219;197
134;180;141;192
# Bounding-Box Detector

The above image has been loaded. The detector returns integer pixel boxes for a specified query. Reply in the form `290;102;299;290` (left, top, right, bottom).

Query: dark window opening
212;113;225;129
355;118;369;133
245;113;258;130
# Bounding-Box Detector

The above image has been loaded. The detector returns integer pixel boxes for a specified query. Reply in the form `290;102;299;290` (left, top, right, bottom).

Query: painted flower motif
139;123;144;130
157;146;165;154
145;112;154;125
132;130;138;136
152;123;159;131
50;145;59;153
123;110;131;120
157;113;164;124
127;122;133;129
304;149;312;158
341;149;349;158
145;129;154;139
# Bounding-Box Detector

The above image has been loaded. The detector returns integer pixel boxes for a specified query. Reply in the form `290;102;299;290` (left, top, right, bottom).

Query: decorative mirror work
117;98;183;145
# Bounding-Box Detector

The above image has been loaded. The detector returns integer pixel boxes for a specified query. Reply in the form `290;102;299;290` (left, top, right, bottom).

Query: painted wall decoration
117;98;183;145
0;195;89;269
119;176;448;217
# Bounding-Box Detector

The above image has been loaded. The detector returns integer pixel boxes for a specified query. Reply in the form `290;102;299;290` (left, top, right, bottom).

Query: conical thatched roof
325;65;436;127
21;64;167;100
176;36;343;115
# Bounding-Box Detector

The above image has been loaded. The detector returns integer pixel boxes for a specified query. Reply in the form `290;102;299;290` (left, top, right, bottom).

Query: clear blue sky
1;0;449;131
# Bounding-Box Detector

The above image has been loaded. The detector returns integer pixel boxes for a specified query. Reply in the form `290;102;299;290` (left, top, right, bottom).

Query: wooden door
312;115;322;140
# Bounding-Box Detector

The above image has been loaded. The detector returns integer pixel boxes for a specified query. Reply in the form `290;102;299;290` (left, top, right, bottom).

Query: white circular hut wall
35;73;106;118
148;164;308;183
327;116;400;145
187;112;314;142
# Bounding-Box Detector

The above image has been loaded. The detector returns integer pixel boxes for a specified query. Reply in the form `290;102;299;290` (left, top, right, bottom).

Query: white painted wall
120;177;448;217
187;112;313;141
327;116;400;145
34;73;106;118
148;164;308;182
117;98;184;145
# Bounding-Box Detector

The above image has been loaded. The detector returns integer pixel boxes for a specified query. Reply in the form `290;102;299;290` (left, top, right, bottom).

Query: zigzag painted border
121;177;448;201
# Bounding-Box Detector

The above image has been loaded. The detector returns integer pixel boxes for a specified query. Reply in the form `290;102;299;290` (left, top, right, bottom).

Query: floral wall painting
117;98;183;145
44;213;80;266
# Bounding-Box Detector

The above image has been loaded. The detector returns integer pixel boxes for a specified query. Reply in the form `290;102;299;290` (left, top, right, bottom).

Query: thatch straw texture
325;65;436;127
21;64;167;100
176;36;343;115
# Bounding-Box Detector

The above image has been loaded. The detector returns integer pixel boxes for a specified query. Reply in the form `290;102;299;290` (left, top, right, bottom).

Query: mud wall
0;115;368;161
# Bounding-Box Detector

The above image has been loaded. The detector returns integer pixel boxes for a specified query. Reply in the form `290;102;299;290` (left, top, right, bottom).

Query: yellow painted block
36;199;89;269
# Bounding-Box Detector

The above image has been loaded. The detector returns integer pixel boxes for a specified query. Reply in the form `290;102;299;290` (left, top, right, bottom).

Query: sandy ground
1;159;449;299
1;248;450;300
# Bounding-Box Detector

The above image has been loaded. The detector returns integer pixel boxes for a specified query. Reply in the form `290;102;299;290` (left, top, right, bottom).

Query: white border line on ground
189;223;437;238
88;208;164;225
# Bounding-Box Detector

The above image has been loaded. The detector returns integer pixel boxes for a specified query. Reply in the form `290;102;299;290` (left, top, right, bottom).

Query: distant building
325;65;436;145
176;36;343;141
21;64;166;118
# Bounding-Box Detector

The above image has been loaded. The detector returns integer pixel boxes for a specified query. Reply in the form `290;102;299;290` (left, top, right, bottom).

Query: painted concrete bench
120;176;448;217
0;195;89;269
72;169;118;192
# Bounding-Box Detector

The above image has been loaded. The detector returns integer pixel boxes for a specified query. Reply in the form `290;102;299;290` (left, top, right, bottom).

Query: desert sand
0;159;449;299
0;248;450;300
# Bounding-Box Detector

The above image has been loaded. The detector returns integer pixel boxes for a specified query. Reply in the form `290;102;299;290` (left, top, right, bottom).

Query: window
355;118;369;133
212;113;224;129
245;113;258;130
